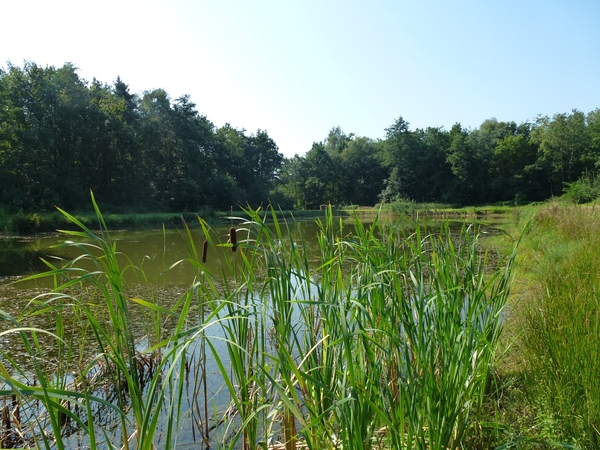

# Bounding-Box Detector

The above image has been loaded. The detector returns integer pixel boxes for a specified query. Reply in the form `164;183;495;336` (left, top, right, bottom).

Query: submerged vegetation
1;197;522;449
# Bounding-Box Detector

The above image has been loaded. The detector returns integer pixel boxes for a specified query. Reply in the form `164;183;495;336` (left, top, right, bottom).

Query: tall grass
188;206;518;449
0;199;519;449
0;194;208;449
518;204;600;448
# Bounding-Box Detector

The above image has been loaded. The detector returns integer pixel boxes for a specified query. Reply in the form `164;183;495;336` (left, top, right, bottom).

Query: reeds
188;206;518;449
0;199;518;449
0;193;207;449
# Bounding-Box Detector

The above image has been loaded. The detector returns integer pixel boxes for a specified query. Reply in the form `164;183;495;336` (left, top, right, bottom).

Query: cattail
229;227;237;252
202;240;208;263
2;404;10;430
11;395;19;423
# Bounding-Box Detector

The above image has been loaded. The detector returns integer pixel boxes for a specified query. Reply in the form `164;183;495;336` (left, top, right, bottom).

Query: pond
0;219;342;279
0;212;512;450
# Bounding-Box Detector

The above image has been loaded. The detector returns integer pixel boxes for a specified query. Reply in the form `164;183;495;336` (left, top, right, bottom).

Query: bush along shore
1;197;597;449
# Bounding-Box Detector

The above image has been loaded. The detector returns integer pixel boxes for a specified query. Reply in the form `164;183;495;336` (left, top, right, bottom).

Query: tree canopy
0;61;283;212
1;61;599;212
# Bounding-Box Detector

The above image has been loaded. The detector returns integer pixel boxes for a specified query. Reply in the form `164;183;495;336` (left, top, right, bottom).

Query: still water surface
0;220;329;280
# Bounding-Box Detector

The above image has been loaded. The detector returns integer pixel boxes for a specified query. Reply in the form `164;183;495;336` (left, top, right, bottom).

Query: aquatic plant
189;206;518;449
0;194;207;449
0;199;520;449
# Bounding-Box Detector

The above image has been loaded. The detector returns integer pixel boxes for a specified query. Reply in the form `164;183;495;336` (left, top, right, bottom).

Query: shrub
563;174;600;204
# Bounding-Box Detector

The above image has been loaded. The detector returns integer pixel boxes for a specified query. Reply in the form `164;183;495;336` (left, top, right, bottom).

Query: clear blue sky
2;0;599;157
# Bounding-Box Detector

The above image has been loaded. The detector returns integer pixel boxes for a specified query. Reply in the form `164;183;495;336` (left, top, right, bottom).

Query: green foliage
295;142;337;208
338;136;386;205
283;111;599;209
1;60;599;215
0;199;521;449
0;61;284;213
182;206;519;449
562;173;600;203
0;194;205;449
532;111;592;191
519;204;600;449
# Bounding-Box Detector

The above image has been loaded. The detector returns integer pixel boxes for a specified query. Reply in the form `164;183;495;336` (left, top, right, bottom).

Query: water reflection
0;219;354;283
0;215;492;281
0;237;60;276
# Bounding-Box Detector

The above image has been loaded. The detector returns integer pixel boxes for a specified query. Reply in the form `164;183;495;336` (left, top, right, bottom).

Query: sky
1;0;599;157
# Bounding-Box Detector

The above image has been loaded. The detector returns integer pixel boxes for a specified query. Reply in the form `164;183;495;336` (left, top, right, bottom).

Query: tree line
0;61;282;212
1;61;599;212
283;112;600;208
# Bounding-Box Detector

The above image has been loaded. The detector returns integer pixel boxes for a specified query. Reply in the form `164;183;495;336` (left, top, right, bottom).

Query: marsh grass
0;198;520;449
517;204;600;448
0;194;211;449
182;206;519;449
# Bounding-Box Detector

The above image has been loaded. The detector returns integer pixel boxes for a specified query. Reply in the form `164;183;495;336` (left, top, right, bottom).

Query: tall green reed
197;206;517;450
178;212;268;449
0;193;206;449
1;200;518;450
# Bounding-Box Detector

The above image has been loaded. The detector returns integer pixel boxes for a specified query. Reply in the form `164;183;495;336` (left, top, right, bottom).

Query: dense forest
1;61;599;212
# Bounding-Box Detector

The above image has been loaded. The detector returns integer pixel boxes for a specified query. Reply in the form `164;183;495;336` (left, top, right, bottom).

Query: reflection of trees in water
0;240;50;276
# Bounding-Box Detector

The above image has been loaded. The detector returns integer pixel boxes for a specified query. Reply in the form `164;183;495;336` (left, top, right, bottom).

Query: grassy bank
494;203;600;449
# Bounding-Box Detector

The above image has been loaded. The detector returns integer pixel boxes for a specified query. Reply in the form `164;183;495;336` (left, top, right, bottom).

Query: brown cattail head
202;240;208;263
229;227;237;252
2;404;10;430
11;395;19;423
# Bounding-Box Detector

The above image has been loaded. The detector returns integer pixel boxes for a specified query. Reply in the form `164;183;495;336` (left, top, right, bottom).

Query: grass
513;204;600;449
375;200;522;217
5;197;594;449
181;206;519;449
466;201;600;450
0;194;209;449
